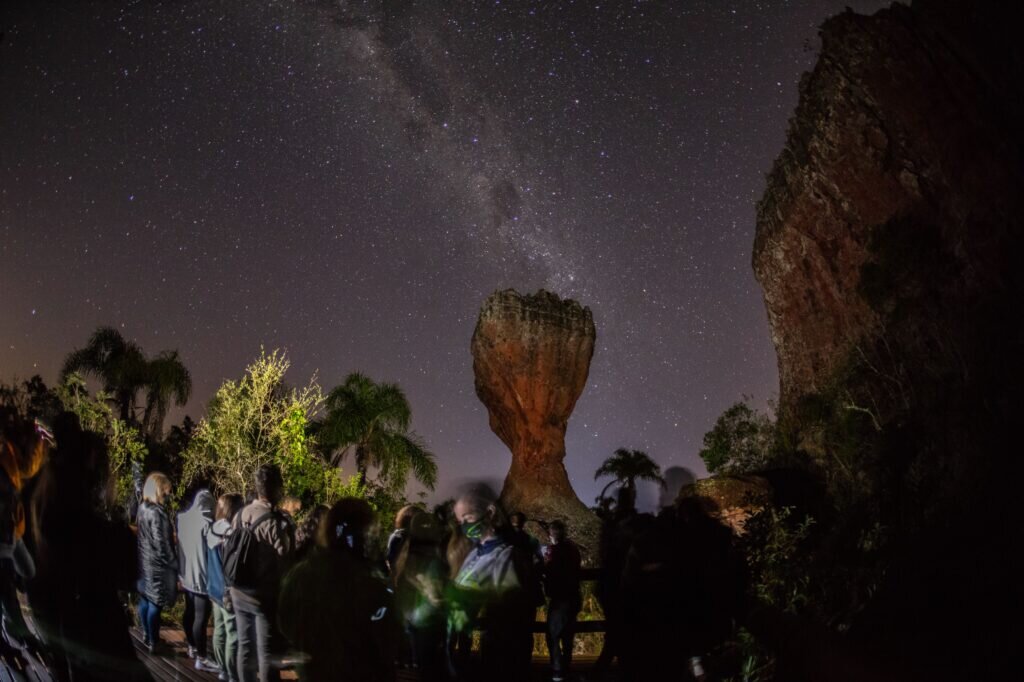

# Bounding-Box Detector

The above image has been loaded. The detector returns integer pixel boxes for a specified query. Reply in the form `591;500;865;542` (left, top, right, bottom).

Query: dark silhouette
542;520;581;682
27;412;151;680
594;486;639;673
293;504;328;562
209;493;244;682
279;497;396;682
658;466;696;509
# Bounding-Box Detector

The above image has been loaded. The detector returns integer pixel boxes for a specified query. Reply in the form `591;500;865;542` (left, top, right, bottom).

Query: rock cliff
752;1;1023;675
471;289;599;556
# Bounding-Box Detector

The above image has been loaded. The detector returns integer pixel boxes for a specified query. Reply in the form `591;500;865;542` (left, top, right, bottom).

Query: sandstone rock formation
676;475;772;536
753;1;1022;675
471;289;599;556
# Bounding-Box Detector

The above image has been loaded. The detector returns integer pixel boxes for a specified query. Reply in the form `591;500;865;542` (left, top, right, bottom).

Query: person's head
254;463;284;505
615;486;637;516
548;519;568;545
142;472;172;506
319;497;376;556
216;493;244;522
509;511;527;532
280;495;302;517
394;504;417;531
453;486;498;544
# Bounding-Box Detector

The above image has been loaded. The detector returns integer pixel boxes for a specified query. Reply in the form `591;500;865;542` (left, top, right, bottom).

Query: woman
208;493;243;682
279;498;396;682
136;471;177;653
294;504;328;562
394;510;449;682
28;412;150;680
178;488;220;672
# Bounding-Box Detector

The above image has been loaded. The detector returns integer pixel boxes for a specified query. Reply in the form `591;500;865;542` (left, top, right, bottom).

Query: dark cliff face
753;1;1022;675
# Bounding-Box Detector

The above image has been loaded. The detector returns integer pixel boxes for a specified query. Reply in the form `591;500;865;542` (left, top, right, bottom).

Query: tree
141;350;192;439
55;373;147;509
61;327;148;422
699;400;776;475
61;327;191;435
180;349;340;503
594;448;665;500
318;372;438;492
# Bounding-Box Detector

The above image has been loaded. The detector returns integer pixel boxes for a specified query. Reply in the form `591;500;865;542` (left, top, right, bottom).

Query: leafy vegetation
699;399;775;475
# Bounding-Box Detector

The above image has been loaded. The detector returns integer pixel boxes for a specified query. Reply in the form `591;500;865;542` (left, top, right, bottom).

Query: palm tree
594;448;665;500
318;372;438;491
61;326;148;422
141;350;192;439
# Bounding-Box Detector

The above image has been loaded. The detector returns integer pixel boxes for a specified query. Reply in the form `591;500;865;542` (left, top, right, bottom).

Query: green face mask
460;519;484;541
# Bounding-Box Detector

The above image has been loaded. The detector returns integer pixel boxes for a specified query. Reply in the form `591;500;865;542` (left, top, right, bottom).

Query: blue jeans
137;596;162;644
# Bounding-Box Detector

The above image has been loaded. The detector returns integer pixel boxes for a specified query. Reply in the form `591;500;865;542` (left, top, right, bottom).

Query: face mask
460;519;483;541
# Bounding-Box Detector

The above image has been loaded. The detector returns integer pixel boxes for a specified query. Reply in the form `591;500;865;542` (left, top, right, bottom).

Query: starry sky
1;0;885;508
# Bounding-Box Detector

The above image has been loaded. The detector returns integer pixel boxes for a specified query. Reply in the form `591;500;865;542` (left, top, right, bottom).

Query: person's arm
11;537;35;579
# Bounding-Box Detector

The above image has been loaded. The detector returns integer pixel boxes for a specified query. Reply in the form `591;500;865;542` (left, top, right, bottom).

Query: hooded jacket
137;500;177;607
177;489;215;594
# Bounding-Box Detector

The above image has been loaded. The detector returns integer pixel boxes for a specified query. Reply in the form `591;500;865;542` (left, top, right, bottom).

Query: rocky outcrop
752;1;1022;675
677;476;772;535
471;289;599;556
755;0;1022;422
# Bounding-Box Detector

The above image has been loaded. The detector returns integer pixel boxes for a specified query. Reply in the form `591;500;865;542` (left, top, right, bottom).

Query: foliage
318;372;438;492
699;399;776;475
54;373;148;508
593;447;664;501
0;374;63;421
61;326;191;438
180;349;327;502
743;506;816;614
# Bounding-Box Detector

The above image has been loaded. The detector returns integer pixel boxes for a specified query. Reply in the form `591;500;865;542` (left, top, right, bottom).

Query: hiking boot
196;658;222;673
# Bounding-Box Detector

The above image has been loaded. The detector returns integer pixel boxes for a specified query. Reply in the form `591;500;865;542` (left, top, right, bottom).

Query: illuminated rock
471;289;599;558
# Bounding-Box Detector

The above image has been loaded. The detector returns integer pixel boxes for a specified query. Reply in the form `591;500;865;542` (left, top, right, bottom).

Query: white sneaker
195;658;222;673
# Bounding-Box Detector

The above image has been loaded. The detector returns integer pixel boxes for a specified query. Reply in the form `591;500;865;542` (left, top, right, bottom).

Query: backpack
221;512;278;591
206;531;227;605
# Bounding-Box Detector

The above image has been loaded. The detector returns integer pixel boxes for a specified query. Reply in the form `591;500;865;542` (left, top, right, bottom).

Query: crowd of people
1;409;742;682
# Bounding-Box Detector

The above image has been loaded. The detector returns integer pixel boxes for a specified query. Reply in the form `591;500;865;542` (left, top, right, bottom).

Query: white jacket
177;490;215;594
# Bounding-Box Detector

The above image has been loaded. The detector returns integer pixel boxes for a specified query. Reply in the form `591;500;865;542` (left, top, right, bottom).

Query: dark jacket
279;549;396;682
543;539;582;606
137;500;177;607
229;499;294;607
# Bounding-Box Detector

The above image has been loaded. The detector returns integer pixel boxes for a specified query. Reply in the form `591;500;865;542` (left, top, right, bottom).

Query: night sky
1;0;885;508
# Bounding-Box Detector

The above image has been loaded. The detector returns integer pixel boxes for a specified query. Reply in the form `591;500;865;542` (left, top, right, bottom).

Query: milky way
1;0;887;507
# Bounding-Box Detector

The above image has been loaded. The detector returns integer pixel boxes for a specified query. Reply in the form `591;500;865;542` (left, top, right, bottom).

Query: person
444;517;474;679
137;471;177;654
279;496;302;520
27;412;150;680
209;493;244;682
0;411;46;658
230;464;294;682
178;488;221;673
386;505;417;578
293;504;328;562
393;510;449;682
450;488;534;682
279;497;396;682
594;486;638;672
542;520;582;682
508;511;543;561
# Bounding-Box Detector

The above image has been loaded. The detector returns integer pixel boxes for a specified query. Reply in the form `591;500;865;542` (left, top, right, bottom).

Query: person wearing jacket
279;497;396;682
209;493;243;682
28;413;151;680
178;488;220;673
542;520;582;682
230;464;294;682
137;472;177;653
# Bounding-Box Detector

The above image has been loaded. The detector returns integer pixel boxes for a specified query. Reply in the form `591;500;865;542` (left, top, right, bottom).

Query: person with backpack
226;464;294;682
209;493;243;682
137;472;177;654
178;488;220;673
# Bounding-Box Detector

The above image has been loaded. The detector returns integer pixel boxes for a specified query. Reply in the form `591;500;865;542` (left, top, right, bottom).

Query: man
230;464;294;682
543;520;582;682
451;490;533;682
